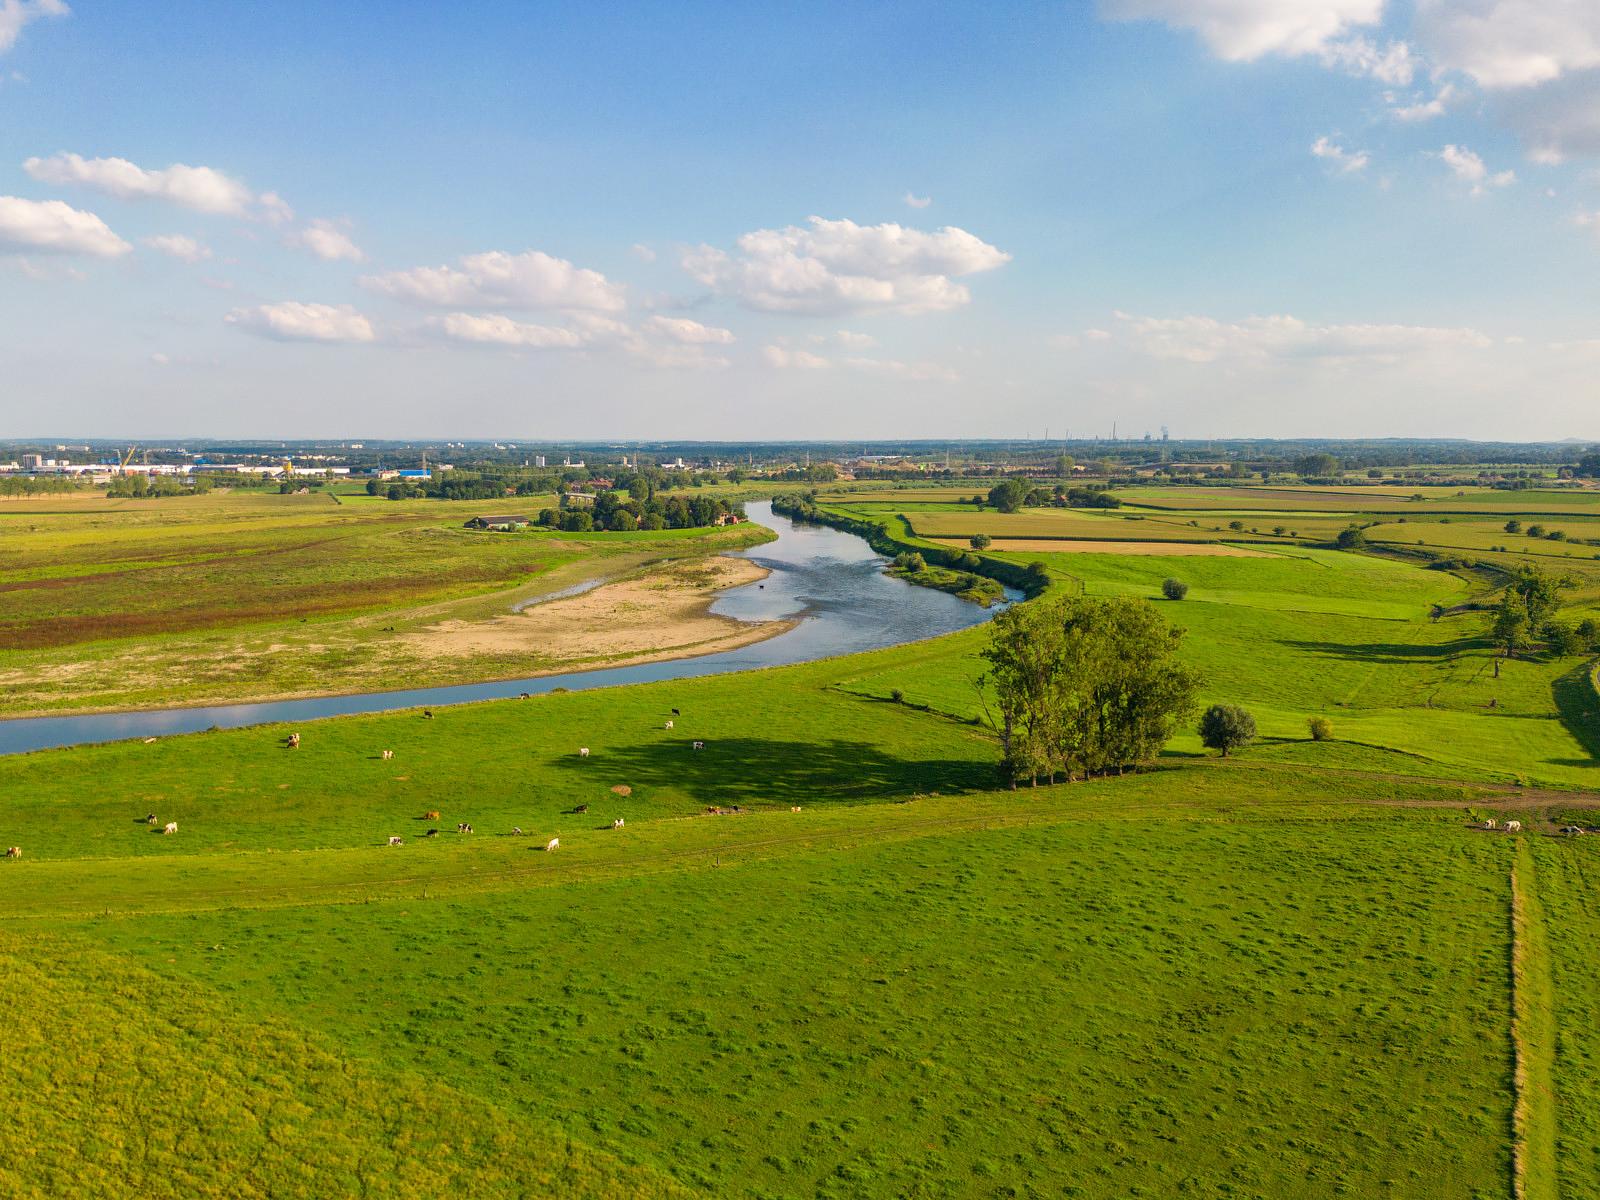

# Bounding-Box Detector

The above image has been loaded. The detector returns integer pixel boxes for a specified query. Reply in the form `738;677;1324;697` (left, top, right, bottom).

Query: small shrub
1307;716;1332;741
1505;519;1521;533
890;688;905;704
1198;704;1256;757
1336;526;1366;550
969;534;992;550
893;552;926;573
1161;577;1189;601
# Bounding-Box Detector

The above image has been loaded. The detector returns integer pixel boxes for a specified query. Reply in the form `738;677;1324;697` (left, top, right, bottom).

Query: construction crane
281;458;295;479
118;445;138;470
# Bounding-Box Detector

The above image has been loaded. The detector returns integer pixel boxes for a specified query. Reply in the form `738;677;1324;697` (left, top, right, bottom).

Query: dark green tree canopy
1198;704;1256;757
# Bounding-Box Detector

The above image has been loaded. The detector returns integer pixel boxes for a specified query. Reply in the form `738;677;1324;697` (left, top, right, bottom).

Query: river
0;501;1018;756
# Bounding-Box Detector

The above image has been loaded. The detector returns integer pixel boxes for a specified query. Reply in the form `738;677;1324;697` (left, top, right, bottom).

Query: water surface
0;501;1016;756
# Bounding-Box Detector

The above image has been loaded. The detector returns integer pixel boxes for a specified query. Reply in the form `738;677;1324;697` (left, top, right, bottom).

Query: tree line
537;492;742;533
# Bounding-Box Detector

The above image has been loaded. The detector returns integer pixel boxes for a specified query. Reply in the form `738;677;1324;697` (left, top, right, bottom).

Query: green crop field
4;478;1600;1195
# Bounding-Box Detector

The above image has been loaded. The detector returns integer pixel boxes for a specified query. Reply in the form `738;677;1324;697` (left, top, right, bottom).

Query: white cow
387;835;403;846
162;822;178;835
1484;818;1498;830
664;720;674;729
1505;820;1523;833
612;818;625;829
4;846;19;859
381;749;394;760
545;837;560;852
579;747;590;758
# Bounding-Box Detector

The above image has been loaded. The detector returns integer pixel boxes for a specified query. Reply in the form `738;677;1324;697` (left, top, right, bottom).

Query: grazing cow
511;826;523;836
381;749;394;760
575;804;590;815
163;822;178;835
142;736;158;744
456;822;473;834
1484;818;1498;830
612;818;625;829
286;732;301;749
519;692;531;699
144;813;158;824
387;835;403;846
424;810;441;821
579;747;590;758
671;708;680;716
4;846;19;859
1506;820;1523;833
664;720;674;730
545;837;560;852
1561;825;1584;837
424;828;439;838
791;806;802;812
422;710;434;719
692;740;705;751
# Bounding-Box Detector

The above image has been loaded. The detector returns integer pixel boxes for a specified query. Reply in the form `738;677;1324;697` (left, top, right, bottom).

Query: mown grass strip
1511;843;1558;1200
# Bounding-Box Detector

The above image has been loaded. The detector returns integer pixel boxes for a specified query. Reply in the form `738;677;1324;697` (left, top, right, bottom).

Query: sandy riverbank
401;555;793;665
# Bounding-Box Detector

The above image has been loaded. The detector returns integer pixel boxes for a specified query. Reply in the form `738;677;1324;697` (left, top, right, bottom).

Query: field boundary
1510;845;1557;1199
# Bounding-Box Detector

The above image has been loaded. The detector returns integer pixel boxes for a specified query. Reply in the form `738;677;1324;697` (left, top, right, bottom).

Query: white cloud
626;341;732;370
288;218;363;262
643;315;735;344
684;215;1010;316
813;329;877;349
0;195;129;257
1109;310;1492;363
1415;0;1600;90
1311;135;1370;173
360;249;626;312
1391;82;1456;121
24;152;258;216
630;242;657;262
258;191;294;226
225;302;376;344
0;0;68;55
1436;143;1516;191
762;343;955;380
430;312;583;349
1101;0;1382;63
1318;34;1416;84
903;192;932;208
142;234;210;263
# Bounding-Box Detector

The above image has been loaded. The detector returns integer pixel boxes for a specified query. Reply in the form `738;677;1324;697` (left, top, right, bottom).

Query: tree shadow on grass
1280;637;1484;664
1552;664;1600;763
549;737;997;806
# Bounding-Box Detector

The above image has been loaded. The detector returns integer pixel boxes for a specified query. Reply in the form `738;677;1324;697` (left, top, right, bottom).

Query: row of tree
979;596;1201;785
537;492;743;533
980;479;1121;513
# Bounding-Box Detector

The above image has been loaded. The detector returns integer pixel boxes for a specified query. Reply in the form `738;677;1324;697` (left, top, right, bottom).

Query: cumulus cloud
812;329;878;349
430;312;583;349
225;301;376;344
1391;82;1457;121
1317;33;1416;84
1436;143;1516;190
0;195;129;257
0;0;68;55
630;242;657;262
1108;310;1492;363
684;215;1009;316
1311;135;1369;173
360;249;626;312
24;152;259;216
141;233;210;263
288;218;363;262
643;315;734;344
1415;0;1600;90
258;191;294;226
903;192;932;208
762;343;955;380
1100;0;1394;68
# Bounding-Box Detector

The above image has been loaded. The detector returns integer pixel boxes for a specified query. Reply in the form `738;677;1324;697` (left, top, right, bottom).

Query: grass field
4;478;1600;1194
0;489;772;714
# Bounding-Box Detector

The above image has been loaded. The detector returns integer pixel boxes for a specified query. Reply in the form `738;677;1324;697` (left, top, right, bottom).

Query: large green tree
987;478;1029;513
979;596;1200;786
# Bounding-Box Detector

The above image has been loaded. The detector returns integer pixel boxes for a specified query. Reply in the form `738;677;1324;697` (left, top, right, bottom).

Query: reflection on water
0;501;1018;756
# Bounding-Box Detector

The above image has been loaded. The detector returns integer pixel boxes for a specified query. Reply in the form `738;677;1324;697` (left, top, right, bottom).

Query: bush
1307;716;1332;741
1335;526;1366;550
1161;577;1188;601
893;551;926;573
969;534;992;550
890;688;905;704
1577;617;1600;652
1228;520;1244;532
1198;704;1256;757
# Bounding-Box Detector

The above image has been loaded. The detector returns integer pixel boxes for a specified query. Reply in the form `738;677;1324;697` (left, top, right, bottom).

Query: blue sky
2;0;1599;440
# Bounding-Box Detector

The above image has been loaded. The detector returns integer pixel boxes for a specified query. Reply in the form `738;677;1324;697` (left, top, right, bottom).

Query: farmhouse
464;514;532;531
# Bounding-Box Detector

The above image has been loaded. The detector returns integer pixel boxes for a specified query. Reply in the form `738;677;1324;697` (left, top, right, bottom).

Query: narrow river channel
0;501;1019;756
